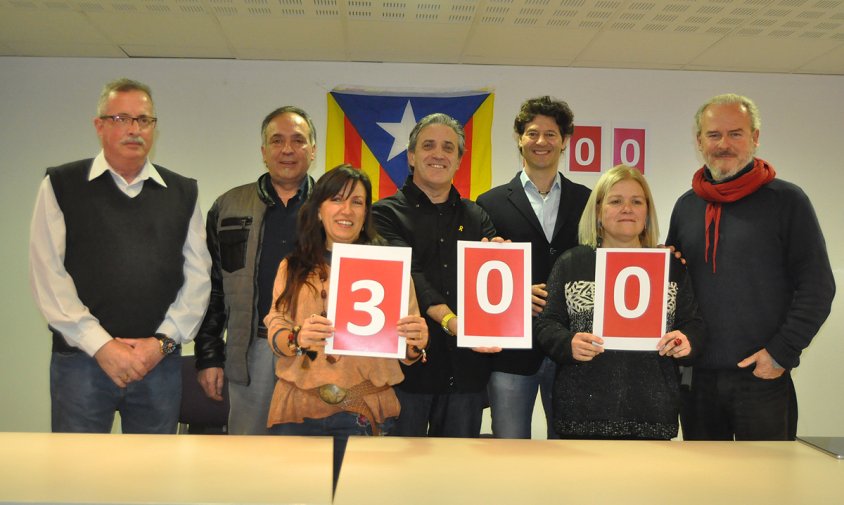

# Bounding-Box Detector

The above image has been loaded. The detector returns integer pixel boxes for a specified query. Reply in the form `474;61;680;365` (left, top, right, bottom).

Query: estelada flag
326;89;494;201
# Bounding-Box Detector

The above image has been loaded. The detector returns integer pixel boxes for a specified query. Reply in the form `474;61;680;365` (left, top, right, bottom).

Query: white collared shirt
29;151;212;356
520;170;561;242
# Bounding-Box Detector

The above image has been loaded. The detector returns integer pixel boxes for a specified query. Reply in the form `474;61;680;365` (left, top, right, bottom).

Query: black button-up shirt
256;175;309;325
372;177;496;393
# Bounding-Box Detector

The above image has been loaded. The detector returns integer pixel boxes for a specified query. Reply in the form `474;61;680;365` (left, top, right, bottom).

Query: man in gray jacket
194;106;316;434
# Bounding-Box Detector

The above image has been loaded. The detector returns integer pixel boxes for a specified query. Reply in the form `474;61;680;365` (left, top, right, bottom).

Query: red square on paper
569;125;603;173
612;127;646;173
463;247;526;337
332;257;403;353
601;251;665;337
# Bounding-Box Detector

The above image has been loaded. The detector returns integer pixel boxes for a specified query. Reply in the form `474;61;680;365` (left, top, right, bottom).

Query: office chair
178;354;230;434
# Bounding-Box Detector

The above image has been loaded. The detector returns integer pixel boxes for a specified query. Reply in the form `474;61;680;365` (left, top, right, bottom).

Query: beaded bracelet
287;326;304;355
410;345;428;363
269;328;289;356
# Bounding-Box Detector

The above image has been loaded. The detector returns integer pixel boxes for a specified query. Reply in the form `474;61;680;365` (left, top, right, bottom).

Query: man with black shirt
373;113;497;437
194;106;316;435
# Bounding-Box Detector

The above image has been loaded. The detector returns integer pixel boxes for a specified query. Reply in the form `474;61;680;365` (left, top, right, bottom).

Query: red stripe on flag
453;116;473;198
379;166;398;198
344;116;362;168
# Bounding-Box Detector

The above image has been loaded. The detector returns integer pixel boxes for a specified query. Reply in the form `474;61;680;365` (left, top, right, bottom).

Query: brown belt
301;380;391;436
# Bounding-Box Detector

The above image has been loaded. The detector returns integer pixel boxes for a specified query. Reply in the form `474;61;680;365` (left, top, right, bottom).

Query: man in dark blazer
477;96;591;439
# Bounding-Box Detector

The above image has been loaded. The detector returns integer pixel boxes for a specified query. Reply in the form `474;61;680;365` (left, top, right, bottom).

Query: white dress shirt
520;170;562;243
29;151;212;356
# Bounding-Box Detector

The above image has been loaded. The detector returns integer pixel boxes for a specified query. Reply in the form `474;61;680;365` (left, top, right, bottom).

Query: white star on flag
377;101;418;161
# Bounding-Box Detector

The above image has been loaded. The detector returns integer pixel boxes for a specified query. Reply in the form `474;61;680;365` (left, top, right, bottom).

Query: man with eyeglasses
29;78;212;433
476;96;591;439
192;106;316;434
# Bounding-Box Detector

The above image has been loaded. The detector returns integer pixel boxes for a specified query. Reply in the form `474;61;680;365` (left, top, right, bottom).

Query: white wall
1;57;841;435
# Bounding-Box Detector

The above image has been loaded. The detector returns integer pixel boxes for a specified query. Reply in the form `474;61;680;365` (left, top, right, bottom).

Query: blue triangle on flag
331;91;489;189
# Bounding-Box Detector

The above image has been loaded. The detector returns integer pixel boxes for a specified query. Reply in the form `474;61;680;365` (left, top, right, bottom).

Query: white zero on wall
619;139;641;166
347;279;386;336
575;137;595;166
476;260;513;314
613;266;650;318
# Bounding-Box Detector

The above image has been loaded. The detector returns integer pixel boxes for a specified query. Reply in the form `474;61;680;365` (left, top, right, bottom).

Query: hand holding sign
396;315;428;361
298;313;334;350
657;330;691;358
571;332;605;362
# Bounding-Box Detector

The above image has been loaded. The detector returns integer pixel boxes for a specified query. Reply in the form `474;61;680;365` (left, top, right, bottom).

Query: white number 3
347;279;386;336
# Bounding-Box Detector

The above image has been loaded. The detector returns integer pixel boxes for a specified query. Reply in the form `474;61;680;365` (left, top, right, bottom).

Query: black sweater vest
47;159;197;350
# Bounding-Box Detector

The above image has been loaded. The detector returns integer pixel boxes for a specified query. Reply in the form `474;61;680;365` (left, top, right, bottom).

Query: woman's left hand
398;315;428;352
298;314;334;350
658;330;691;358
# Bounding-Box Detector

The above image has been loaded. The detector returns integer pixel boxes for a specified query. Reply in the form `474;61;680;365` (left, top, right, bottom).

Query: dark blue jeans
488;357;558;439
270;411;396;492
390;388;486;437
50;350;181;434
680;368;797;441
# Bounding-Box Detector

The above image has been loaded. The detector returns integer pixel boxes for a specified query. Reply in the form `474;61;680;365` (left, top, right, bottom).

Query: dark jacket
193;173;314;385
476;171;591;375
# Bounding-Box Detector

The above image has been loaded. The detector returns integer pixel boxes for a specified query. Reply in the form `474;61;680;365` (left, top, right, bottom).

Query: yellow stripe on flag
360;144;381;202
325;94;346;170
469;93;495;200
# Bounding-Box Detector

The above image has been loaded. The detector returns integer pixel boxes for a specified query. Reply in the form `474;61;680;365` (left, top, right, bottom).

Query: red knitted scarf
691;157;776;273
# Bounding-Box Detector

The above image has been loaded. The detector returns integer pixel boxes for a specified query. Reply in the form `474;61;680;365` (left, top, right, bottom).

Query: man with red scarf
666;94;835;441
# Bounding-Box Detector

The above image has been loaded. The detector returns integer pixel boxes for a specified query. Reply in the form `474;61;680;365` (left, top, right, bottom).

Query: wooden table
0;432;333;504
334;437;843;505
4;433;841;505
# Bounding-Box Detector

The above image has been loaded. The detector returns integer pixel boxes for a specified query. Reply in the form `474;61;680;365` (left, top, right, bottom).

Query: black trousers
391;388;486;438
680;368;797;441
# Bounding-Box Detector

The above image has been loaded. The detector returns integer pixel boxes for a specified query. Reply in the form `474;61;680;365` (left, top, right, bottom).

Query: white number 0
476;260;514;315
347;279;386;336
613;266;650;319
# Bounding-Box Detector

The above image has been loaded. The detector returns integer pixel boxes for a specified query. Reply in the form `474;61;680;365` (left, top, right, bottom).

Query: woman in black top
535;165;705;440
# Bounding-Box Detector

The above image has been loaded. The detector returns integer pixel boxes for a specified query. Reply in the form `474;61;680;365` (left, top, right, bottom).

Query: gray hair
407;113;466;168
694;93;761;137
97;78;153;116
261;105;317;146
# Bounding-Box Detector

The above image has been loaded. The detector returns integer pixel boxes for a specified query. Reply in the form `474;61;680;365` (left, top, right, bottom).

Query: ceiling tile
85;12;228;48
0;10;110;44
346;20;465;63
218;16;346;60
690;34;842;73
574;30;721;67
794;44;844;74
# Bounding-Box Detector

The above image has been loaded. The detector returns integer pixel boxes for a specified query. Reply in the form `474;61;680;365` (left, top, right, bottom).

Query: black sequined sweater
535;245;706;439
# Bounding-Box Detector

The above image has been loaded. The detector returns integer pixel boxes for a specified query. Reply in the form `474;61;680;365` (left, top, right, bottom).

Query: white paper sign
593;248;669;351
325;243;411;359
457;241;532;349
